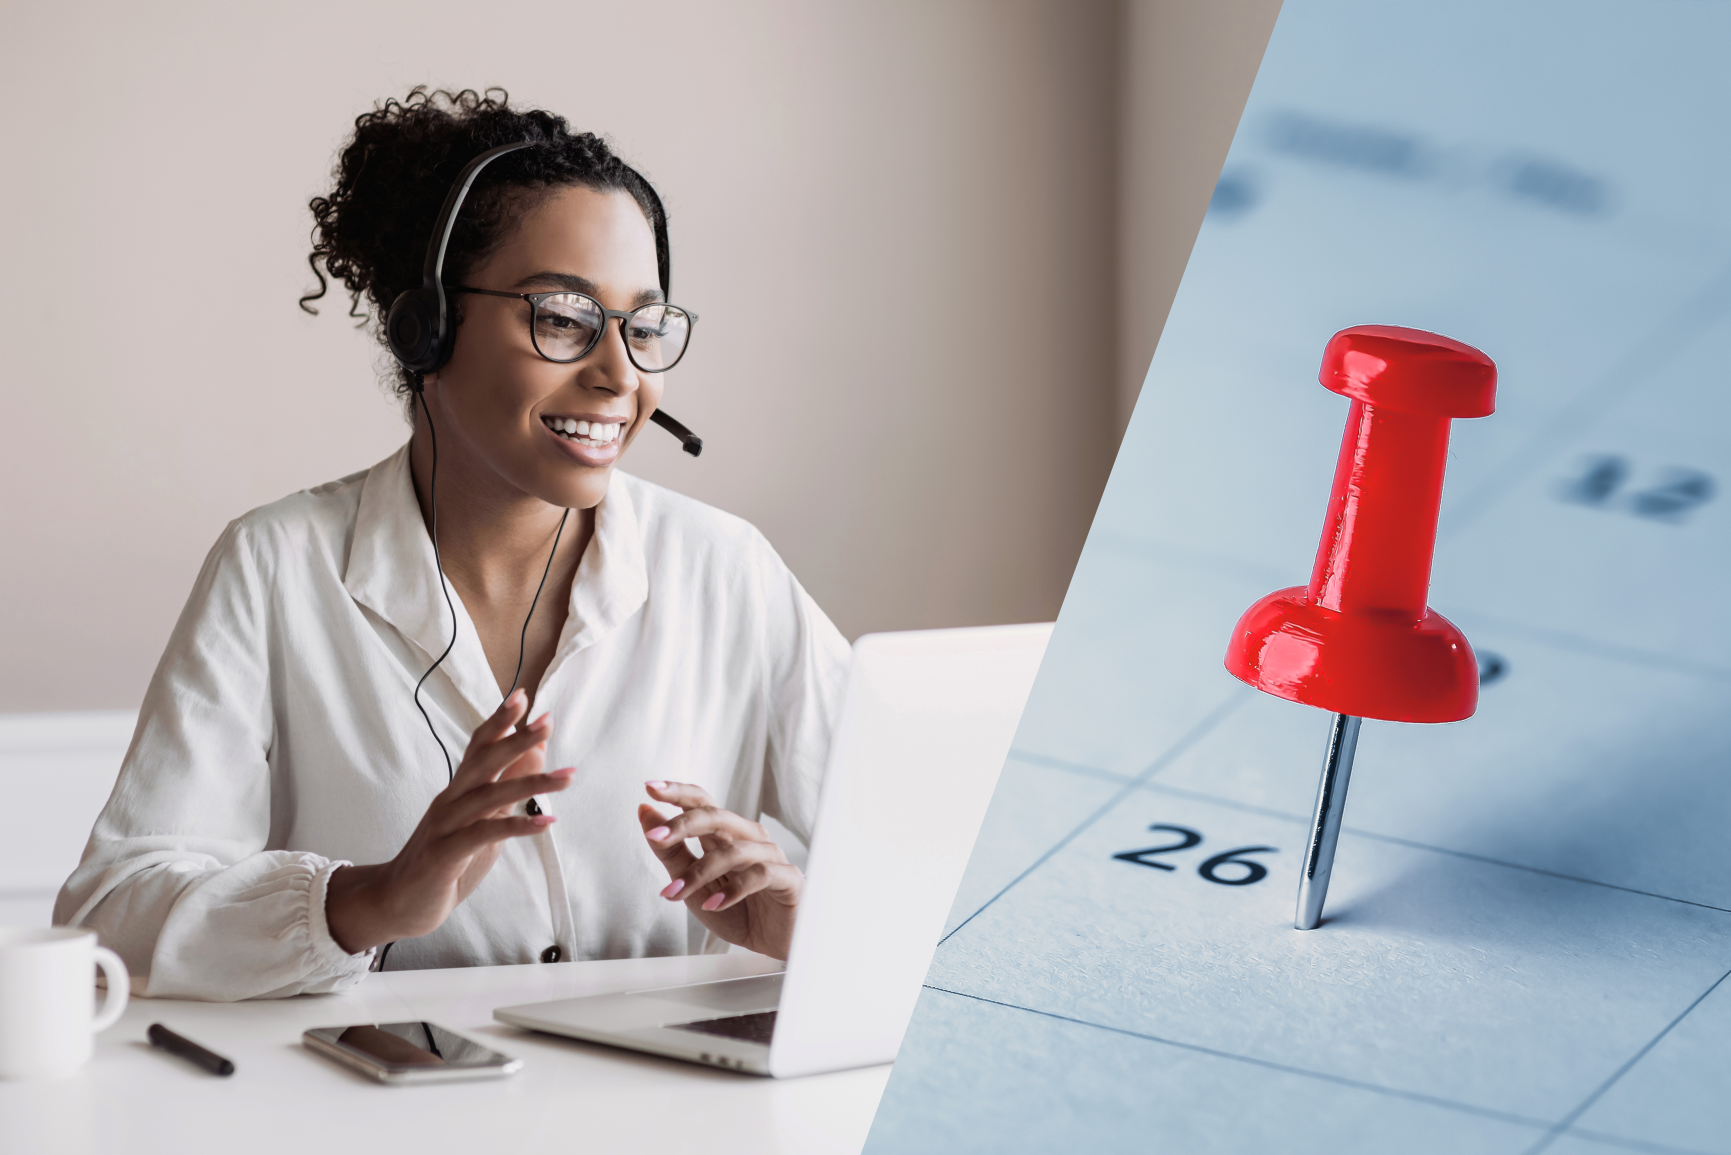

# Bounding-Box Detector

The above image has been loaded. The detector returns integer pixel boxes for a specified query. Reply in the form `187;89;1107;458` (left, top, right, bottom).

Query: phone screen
305;1022;515;1071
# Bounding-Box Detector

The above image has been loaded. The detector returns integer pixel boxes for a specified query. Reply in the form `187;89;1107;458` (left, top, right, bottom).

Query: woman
54;88;849;1000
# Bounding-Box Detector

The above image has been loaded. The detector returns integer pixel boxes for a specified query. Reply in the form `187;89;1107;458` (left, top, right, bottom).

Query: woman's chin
526;462;613;512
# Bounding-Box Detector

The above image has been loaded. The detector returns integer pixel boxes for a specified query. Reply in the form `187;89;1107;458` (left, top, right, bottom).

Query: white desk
0;952;890;1155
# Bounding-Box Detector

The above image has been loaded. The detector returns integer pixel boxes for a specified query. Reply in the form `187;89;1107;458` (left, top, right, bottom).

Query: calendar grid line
1519;966;1731;1155
1451;611;1731;685
1072;536;1731;688
919;984;1556;1134
936;690;1251;948
920;985;1724;1155
1007;751;1731;918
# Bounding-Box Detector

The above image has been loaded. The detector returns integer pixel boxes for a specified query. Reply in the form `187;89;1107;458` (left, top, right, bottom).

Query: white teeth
545;417;624;445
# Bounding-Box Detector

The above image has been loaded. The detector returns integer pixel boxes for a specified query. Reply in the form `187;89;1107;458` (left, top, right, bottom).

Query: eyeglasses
451;286;697;373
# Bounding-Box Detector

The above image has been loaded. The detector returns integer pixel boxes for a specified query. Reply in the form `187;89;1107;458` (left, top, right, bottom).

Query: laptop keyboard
668;1010;778;1045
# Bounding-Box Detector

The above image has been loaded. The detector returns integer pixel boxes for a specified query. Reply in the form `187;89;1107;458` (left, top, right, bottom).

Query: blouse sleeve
751;531;852;846
53;519;373;1001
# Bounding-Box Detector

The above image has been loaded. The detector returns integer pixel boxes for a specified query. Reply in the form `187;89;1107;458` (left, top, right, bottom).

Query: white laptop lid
767;622;1050;1077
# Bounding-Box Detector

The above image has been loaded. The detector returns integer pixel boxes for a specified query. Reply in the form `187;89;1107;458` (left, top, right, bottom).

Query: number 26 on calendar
1112;825;1277;886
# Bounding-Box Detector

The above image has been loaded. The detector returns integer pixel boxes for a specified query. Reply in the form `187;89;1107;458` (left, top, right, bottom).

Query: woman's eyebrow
514;271;665;307
513;271;601;294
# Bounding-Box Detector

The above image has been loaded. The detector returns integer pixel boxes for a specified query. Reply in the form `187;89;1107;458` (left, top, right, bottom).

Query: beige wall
0;1;1279;713
1118;0;1284;426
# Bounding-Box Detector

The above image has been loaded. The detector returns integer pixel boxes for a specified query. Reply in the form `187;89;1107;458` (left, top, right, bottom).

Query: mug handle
91;946;130;1033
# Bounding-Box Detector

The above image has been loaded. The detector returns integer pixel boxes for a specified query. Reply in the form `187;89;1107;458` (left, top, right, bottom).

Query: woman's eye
537;314;597;341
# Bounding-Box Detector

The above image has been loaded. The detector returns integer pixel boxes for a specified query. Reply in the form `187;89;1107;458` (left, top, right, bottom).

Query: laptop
493;622;1051;1077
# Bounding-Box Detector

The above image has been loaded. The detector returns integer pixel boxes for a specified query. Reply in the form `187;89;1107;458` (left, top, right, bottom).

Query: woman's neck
406;410;594;699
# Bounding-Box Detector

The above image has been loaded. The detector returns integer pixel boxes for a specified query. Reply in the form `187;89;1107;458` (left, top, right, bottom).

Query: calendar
865;4;1731;1152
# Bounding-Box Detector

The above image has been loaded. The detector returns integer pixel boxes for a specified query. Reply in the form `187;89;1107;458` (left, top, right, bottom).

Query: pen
147;1023;236;1076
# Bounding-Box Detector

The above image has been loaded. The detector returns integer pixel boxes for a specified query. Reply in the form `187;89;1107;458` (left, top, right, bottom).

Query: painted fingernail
660;879;685;899
702;893;726;912
531;815;556;826
645;780;668;790
646;826;671;842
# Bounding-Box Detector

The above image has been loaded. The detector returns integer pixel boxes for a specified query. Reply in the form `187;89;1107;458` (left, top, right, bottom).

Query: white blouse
55;445;851;1001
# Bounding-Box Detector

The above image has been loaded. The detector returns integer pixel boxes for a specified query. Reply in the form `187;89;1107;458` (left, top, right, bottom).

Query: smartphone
303;1022;523;1084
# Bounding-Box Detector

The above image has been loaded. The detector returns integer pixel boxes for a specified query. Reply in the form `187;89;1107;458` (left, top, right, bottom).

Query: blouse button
540;945;562;964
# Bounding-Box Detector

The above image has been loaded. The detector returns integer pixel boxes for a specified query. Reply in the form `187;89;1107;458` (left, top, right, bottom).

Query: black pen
147;1023;236;1076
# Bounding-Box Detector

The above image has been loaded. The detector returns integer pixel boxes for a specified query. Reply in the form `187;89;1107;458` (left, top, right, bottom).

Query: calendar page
865;4;1731;1153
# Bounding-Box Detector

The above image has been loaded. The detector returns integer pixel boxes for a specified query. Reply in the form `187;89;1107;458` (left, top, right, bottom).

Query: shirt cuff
309;859;377;974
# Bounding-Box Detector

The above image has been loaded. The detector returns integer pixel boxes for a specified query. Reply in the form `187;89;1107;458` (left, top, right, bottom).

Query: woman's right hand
325;689;573;954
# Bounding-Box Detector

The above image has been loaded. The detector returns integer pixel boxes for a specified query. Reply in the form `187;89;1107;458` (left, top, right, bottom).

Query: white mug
0;926;130;1079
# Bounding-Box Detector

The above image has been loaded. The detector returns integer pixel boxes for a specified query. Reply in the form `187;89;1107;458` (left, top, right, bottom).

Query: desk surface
0;952;889;1155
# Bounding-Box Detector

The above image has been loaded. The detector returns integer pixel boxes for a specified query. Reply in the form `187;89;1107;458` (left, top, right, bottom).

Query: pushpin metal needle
1296;713;1361;930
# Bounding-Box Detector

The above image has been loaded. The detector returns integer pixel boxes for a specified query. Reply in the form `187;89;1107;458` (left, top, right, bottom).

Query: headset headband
426;142;534;288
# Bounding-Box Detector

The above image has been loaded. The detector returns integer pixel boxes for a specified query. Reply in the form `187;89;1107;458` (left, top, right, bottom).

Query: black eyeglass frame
451;285;697;373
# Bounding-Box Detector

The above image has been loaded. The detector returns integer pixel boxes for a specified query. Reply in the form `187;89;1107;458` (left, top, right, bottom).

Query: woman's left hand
638;781;802;960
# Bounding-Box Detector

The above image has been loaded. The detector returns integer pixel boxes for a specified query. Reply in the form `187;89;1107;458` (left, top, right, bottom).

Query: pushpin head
1320;325;1496;419
1224;326;1495;724
1226;594;1480;722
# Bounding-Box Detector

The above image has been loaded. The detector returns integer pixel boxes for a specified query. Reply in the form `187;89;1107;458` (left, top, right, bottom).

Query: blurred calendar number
1628;467;1716;522
1557;454;1717;523
1476;651;1508;686
1114;825;1277;886
1558;454;1628;506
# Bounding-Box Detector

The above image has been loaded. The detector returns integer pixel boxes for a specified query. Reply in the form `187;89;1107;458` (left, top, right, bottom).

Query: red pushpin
1225;325;1496;930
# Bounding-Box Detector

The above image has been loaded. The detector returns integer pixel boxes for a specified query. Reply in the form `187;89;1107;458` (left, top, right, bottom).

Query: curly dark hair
300;87;670;400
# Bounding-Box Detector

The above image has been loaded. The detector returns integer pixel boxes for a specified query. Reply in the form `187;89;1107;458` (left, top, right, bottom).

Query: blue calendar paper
865;4;1731;1152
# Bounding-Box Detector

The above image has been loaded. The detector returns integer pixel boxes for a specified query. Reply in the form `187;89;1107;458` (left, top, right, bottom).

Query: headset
375;140;698;970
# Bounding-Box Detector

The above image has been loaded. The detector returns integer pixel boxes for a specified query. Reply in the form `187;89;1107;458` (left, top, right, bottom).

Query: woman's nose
582;319;639;394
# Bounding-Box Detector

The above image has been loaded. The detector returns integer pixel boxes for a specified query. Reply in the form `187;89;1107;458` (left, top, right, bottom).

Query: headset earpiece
386;284;448;374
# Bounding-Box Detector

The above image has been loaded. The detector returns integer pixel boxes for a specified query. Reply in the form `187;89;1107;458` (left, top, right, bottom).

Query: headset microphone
650;409;703;457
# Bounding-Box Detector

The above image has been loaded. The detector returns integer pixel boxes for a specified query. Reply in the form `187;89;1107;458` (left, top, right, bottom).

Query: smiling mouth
541;416;625;448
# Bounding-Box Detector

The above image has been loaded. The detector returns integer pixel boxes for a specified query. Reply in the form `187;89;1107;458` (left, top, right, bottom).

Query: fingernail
646;826;671;842
531;815;556;827
702;893;725;912
551;766;576;778
530;713;551;729
660;879;684;899
645;780;667;790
